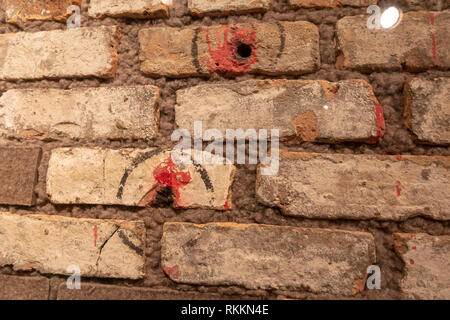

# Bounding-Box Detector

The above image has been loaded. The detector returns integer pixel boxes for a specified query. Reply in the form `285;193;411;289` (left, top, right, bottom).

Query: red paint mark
205;25;258;75
94;225;98;247
430;13;438;66
139;157;192;207
163;265;180;281
412;246;417;250
396;181;402;197
224;196;230;210
370;105;386;144
396;156;403;161
410;234;416;239
410;259;415;265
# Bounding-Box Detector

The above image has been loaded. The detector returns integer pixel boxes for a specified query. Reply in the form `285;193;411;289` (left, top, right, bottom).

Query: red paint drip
224;196;230;210
152;157;191;206
370;105;386;144
396;181;402;197
410;259;415;265
430;13;438;66
163;265;180;281
206;25;258;75
94;225;98;247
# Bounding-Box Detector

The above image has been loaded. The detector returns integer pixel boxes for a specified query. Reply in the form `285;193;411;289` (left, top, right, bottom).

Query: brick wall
0;0;449;300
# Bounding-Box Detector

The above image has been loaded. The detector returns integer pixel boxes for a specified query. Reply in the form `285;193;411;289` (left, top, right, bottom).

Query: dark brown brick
0;275;49;300
0;147;41;206
57;283;258;300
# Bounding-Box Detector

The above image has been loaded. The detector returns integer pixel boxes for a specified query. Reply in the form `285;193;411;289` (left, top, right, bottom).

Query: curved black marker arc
191;27;202;74
193;163;214;194
118;230;144;256
116;148;164;199
276;21;286;61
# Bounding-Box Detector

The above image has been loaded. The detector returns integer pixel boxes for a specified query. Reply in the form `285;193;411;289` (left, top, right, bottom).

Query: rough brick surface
57;282;257;300
289;0;377;8
4;0;82;23
0;147;41;206
188;0;270;16
88;0;169;19
404;77;450;145
336;11;450;72
0;275;49;300
256;151;450;221
398;0;447;11
394;233;450;299
176;79;384;143
47;148;236;209
0;212;146;279
0;26;120;80
0;86;159;141
139;21;320;77
161;222;376;295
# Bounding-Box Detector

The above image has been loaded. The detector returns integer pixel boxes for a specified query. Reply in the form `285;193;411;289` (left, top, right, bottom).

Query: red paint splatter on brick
430;13;438;66
412;246;416;250
224;196;230;210
410;259;415;265
370;105;386;144
139;157;192;207
205;25;258;75
94;225;98;247
396;156;403;161
396;181;402;197
410;234;416;239
163;265;180;281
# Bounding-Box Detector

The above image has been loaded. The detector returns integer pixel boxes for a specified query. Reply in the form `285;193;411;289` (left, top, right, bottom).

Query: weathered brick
139;21;320;77
0;147;41;206
56;282;257;300
404;78;450;146
0;26;120;81
394;233;450;299
0;86;159;141
176;79;385;144
336;11;450;72
256;151;450;221
0;212;146;279
161;222;376;295
4;0;82;23
188;0;270;16
398;0;446;11
88;0;169;19
46;148;235;209
289;0;377;8
0;275;49;300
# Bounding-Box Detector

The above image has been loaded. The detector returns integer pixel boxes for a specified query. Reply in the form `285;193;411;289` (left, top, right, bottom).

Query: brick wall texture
0;0;449;300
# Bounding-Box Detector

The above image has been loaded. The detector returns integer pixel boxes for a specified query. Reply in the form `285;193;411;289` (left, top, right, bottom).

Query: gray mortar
0;0;448;300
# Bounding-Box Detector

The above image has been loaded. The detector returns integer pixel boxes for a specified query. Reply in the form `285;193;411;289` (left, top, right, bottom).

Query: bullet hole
152;186;174;208
236;43;252;59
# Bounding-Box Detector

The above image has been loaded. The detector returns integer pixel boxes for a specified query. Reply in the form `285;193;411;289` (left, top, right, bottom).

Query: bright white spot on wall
380;7;401;29
323;105;329;110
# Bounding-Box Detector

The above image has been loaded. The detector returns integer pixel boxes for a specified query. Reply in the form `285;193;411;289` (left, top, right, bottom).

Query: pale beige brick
0;212;146;279
188;0;270;16
139;21;320;77
256;151;450;220
336;11;450;72
88;0;169;19
0;86;159;141
394;233;450;299
4;0;82;23
176;79;385;144
0;26;120;80
404;78;450;145
161;222;376;295
46;148;235;210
